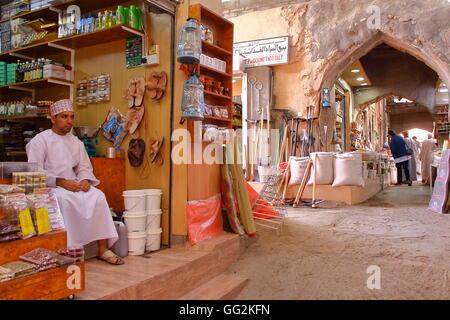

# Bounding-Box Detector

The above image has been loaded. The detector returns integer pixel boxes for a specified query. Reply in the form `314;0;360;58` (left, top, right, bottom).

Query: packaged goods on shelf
0;1;30;21
200;54;226;73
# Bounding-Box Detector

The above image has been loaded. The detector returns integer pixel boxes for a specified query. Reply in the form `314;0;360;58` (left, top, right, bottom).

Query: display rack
188;3;233;130
0;230;85;300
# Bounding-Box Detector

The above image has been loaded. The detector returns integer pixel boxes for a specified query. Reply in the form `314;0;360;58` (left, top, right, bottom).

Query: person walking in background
420;133;437;184
402;131;417;182
388;130;412;186
412;136;421;175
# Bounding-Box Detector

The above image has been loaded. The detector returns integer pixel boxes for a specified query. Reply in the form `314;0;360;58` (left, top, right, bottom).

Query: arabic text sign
233;36;289;68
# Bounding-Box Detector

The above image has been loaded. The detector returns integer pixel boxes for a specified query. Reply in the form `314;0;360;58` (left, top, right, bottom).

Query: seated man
26;99;124;265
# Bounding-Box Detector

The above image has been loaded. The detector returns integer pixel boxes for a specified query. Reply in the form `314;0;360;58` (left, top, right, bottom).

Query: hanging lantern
181;72;205;120
177;18;202;65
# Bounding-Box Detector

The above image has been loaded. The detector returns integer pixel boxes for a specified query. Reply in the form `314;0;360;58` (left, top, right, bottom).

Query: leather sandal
124;78;136;108
155;71;167;100
146;72;159;99
133;77;146;107
125;104;145;135
98;249;124;265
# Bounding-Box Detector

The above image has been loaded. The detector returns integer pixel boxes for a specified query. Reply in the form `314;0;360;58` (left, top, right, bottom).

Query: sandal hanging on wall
128;138;146;167
125;104;145;136
133;77;146;107
155;71;167;100
146;72;159;99
123;78;136;108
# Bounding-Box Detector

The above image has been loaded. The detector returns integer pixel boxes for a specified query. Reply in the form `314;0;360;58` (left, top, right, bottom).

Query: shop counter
0;230;85;300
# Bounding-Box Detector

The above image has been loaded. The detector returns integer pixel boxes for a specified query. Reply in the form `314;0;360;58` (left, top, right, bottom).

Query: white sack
332;153;364;187
288;157;310;185
307;152;334;185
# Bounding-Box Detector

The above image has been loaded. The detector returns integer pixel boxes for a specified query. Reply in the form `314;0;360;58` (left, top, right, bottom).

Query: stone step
76;232;241;300
178;274;248;300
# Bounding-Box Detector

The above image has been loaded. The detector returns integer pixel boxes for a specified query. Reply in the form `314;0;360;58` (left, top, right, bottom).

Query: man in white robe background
419;133;437;184
26;99;124;265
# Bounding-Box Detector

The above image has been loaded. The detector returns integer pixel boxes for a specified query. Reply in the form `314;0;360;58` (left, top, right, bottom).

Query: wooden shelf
232;101;242;106
0;114;49;121
232;113;242;117
199;64;232;78
202;41;232;57
0;38;67;63
204;90;232;100
204;115;232;122
51;25;144;49
0;78;72;91
0;0;131;24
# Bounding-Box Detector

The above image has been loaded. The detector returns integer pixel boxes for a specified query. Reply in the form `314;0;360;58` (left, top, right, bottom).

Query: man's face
51;111;74;135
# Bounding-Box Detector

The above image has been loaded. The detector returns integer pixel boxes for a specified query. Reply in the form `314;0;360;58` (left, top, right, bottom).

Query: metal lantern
181;72;205;120
177;18;202;64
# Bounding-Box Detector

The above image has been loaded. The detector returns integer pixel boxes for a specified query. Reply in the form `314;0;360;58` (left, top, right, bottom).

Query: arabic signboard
233;36;289;69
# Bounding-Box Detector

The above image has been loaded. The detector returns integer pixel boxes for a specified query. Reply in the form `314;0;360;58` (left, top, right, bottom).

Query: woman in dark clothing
387;130;412;186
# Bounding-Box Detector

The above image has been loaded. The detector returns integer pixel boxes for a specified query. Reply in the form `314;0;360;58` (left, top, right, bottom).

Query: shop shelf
200;64;232;78
204;90;232;100
204;115;232;122
232;113;242;117
0;78;72;91
0;114;49;121
232;101;242;106
0;38;67;63
0;0;131;24
202;41;232;57
51;25;144;50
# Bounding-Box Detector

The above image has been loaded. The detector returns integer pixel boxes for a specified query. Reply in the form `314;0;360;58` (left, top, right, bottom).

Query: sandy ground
225;184;450;299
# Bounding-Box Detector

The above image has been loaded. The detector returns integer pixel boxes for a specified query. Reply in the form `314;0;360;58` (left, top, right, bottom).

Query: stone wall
228;0;450;115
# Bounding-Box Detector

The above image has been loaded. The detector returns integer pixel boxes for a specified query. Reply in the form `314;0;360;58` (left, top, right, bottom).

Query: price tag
36;208;51;235
19;208;36;237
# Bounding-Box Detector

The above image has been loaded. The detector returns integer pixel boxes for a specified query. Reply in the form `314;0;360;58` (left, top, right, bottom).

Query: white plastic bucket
142;189;162;210
128;232;146;255
146;228;162;251
123;211;147;233
123;190;147;212
146;209;162;231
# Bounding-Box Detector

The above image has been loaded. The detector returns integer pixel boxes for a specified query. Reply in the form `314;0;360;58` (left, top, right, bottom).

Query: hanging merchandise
177;18;201;64
101;107;128;148
86;76;98;104
146;71;167;100
128;138;145;167
125;104;145;135
97;73;111;102
181;72;205;120
126;36;143;68
321;88;331;108
149;136;164;165
76;78;87;106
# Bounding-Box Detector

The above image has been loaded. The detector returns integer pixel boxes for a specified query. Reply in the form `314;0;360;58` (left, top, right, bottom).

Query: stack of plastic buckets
122;189;162;255
143;189;162;252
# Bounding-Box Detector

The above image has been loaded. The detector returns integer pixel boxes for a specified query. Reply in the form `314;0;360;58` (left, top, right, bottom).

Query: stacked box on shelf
30;0;43;11
0;62;6;85
0;1;30;20
6;63;17;84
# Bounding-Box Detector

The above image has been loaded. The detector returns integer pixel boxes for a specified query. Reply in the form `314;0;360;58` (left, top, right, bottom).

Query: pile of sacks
288;152;366;187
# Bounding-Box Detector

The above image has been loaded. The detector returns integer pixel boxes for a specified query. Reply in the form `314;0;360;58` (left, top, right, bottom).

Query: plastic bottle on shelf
102;11;109;29
95;13;101;31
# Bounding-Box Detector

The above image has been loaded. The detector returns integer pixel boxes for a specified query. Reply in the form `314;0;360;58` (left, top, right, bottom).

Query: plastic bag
27;192;65;230
186;194;223;246
101;107;128;148
6;193;36;239
0;184;25;194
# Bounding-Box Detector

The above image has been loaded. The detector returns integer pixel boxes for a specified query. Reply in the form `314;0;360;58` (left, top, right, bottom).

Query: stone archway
277;0;450;112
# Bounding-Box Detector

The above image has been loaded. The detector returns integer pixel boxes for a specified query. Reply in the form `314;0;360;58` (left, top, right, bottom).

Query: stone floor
225;184;450;299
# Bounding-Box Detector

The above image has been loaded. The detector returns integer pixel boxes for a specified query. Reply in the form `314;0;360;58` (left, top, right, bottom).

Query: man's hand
56;179;82;192
79;180;91;192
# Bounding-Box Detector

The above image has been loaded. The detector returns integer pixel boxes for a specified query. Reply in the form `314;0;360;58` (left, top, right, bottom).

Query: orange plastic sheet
186;194;223;245
246;183;281;219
